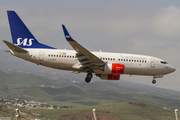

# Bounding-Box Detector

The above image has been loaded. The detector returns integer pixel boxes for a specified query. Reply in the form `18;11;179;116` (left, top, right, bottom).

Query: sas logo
15;38;34;46
65;35;71;38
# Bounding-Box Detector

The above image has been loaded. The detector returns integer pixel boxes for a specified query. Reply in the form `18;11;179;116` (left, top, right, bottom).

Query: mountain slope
32;101;175;120
0;71;180;110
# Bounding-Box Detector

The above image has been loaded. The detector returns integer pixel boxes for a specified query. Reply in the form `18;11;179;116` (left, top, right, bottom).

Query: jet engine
104;63;124;74
100;74;120;80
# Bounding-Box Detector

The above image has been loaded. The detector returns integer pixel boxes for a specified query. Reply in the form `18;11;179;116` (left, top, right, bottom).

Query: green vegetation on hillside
0;101;176;120
0;71;180;111
30;101;175;120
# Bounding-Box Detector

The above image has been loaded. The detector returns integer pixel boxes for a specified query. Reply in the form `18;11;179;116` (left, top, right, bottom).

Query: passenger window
62;55;63;57
67;56;69;58
72;56;74;58
126;59;128;61
57;55;58;57
59;55;61;57
113;58;115;61
142;60;144;62
118;59;120;61
132;60;133;62
140;60;141;62
124;59;125;61
134;60;136;62
137;60;139;62
129;60;131;62
121;59;123;61
54;55;56;57
64;56;66;57
48;55;50;57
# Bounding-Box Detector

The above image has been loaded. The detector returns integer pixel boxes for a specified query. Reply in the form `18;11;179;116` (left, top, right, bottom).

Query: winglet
62;25;75;41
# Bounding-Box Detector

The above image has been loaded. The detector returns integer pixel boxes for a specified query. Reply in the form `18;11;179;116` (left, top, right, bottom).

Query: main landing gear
85;72;93;83
152;77;156;84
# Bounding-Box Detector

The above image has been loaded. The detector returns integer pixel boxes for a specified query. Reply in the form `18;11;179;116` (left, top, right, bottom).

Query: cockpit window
161;61;168;64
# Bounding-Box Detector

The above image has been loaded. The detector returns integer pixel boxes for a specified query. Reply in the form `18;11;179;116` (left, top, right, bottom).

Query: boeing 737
3;11;176;84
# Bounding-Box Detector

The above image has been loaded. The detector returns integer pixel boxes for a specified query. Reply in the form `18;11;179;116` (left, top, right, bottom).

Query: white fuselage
10;48;175;77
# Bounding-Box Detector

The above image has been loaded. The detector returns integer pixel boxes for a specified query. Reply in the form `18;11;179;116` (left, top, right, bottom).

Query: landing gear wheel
152;80;156;84
85;73;93;83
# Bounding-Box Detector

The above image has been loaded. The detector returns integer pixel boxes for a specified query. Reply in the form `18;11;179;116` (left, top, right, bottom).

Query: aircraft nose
172;67;176;72
170;66;176;73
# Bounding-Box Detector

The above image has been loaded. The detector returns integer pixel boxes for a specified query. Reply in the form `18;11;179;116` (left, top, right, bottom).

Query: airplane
3;11;176;84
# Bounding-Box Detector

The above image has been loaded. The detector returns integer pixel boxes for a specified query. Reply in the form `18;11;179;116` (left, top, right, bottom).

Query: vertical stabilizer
7;11;55;49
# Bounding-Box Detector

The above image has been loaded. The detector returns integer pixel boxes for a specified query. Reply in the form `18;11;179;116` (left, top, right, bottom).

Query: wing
62;25;105;71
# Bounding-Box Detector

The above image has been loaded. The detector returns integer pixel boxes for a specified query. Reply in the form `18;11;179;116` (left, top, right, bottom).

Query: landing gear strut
85;72;93;83
152;77;156;84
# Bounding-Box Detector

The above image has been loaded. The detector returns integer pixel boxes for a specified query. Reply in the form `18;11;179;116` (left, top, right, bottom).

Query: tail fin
7;11;55;49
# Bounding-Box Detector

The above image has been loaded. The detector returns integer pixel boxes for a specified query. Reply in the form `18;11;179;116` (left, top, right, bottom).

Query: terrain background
0;49;179;119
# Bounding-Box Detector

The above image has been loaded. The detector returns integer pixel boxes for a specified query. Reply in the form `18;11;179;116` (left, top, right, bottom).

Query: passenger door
150;58;155;68
39;51;44;61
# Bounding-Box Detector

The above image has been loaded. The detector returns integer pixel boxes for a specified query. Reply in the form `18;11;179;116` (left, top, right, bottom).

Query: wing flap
3;40;27;52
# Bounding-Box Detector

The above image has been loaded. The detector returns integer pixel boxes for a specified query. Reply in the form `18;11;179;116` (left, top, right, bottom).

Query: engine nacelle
100;74;120;80
104;63;124;74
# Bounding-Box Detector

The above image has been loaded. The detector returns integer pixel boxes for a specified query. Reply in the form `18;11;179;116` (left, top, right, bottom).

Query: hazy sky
1;0;180;91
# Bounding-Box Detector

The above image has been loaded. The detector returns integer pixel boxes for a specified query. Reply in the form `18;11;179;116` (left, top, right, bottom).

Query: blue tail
7;11;55;49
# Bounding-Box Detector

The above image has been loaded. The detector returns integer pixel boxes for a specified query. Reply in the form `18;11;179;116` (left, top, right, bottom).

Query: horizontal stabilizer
3;40;27;52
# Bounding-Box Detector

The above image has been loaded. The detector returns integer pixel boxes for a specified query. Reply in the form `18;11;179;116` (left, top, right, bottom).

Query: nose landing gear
152;79;156;84
152;77;156;84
